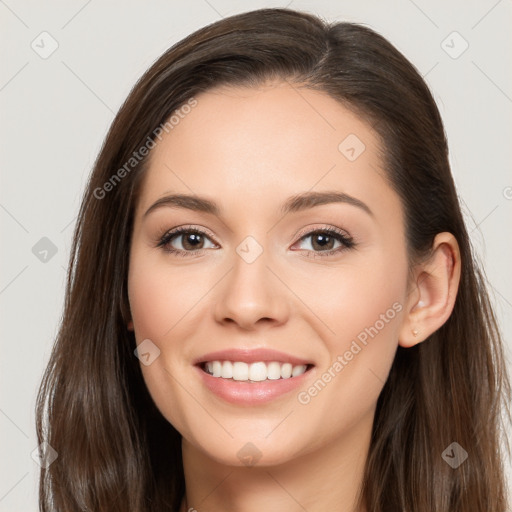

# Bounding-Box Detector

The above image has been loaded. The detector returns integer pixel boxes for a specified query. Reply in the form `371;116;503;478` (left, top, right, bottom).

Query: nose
213;248;290;331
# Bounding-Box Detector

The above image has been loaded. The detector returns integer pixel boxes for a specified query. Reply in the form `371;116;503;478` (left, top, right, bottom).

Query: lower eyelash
157;227;355;257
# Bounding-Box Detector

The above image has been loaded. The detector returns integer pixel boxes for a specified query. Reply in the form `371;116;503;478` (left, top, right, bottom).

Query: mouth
195;360;315;405
198;360;315;383
193;348;316;404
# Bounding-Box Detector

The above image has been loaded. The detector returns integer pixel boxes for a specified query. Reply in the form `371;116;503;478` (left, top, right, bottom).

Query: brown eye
180;232;205;250
295;228;354;254
310;232;336;251
157;227;217;255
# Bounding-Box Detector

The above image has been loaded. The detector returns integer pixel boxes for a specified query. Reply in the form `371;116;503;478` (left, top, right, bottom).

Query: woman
35;8;511;511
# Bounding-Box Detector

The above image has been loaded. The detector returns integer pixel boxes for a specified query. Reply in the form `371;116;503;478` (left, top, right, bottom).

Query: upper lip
194;348;314;366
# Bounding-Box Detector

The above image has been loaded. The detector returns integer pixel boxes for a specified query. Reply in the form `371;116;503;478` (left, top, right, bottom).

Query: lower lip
195;365;315;405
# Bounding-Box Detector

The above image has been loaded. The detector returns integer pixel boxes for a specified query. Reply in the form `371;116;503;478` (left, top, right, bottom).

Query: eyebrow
143;190;373;218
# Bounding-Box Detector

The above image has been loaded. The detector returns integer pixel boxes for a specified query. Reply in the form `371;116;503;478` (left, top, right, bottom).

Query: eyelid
293;224;352;242
157;224;219;245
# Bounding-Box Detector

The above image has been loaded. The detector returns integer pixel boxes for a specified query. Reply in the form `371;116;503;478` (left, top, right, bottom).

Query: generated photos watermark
93;97;198;200
297;301;403;405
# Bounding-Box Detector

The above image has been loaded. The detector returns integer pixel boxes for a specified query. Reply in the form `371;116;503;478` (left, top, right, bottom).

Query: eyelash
156;225;355;259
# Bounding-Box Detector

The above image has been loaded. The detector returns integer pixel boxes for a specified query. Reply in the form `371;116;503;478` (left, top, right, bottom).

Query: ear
127;320;134;331
398;232;461;348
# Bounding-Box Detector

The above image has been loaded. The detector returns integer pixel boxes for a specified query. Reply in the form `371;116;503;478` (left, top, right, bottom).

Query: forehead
136;82;400;222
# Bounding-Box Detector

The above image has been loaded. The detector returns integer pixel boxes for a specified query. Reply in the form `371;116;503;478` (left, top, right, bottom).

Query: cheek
128;270;172;340
127;249;219;421
127;251;207;340
298;250;407;347
127;252;196;431
291;249;406;415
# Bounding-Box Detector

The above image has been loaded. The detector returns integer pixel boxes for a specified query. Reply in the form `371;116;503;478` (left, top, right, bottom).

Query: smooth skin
127;81;461;512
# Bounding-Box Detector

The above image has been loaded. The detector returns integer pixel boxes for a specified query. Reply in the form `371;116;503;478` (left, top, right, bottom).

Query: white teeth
280;363;292;379
267;361;282;380
212;361;222;377
221;361;233;378
232;362;248;381
249;362;267;381
202;360;310;381
292;364;307;377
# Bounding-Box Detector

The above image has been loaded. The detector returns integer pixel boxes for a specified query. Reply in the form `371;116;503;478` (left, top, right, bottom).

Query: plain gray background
1;0;511;510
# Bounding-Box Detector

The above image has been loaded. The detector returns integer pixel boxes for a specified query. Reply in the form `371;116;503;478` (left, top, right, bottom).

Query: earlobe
398;232;461;348
127;320;134;331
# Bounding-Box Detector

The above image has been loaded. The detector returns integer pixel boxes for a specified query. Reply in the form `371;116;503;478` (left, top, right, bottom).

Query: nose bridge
214;234;289;328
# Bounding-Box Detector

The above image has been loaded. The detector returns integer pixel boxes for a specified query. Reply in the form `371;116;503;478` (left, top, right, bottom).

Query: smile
201;360;311;382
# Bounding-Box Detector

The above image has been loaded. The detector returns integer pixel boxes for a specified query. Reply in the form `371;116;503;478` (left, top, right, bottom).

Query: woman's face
128;81;410;467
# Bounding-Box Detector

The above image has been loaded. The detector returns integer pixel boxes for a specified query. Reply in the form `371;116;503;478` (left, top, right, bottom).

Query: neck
179;412;372;512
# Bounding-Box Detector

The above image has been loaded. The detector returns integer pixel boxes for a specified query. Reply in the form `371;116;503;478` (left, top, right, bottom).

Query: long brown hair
36;8;511;511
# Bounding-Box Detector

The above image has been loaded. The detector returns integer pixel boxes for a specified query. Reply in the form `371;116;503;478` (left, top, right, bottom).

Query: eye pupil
183;233;203;250
312;233;334;250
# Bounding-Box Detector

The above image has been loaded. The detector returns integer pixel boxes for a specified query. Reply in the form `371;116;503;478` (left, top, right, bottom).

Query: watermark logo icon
236;442;262;467
31;441;58;468
134;339;161;366
338;134;366;162
31;31;59;59
236;236;263;264
32;237;58;263
441;32;469;59
442;441;468;468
